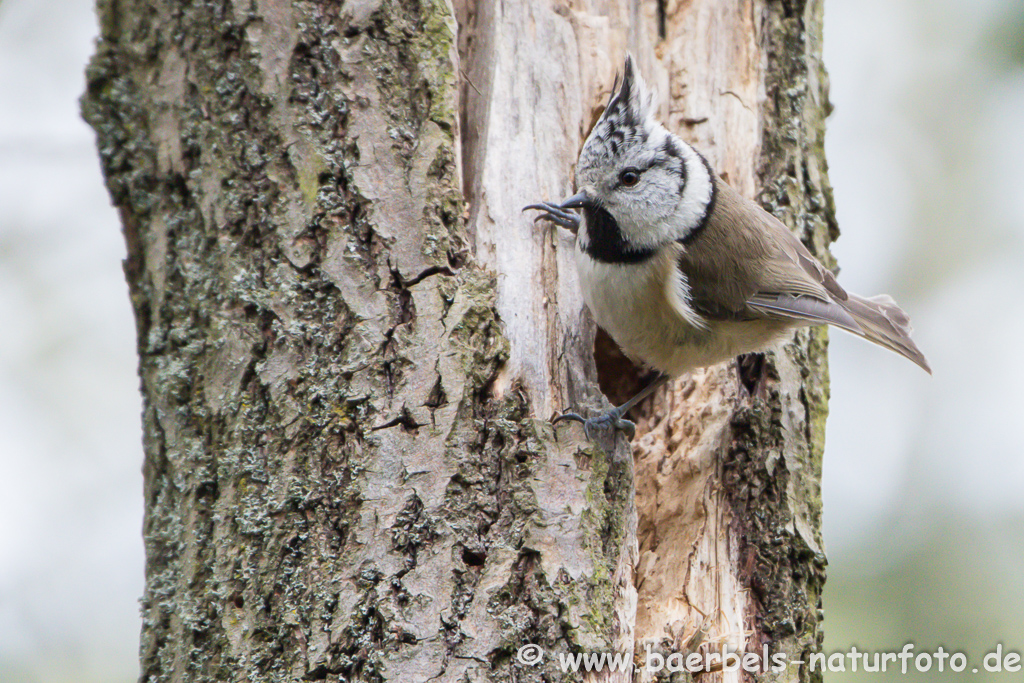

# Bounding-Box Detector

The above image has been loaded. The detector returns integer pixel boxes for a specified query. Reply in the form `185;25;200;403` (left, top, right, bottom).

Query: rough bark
83;0;833;682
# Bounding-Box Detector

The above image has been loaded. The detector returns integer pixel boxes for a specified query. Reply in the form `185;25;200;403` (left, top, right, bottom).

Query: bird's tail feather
840;293;931;374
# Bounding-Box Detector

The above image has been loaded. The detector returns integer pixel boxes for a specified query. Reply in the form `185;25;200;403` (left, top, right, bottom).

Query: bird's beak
556;191;587;210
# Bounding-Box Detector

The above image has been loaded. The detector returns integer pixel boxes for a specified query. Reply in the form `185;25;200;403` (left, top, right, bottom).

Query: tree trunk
83;0;832;682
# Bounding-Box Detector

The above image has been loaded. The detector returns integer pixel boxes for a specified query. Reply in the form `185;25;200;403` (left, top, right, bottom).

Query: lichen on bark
84;0;638;681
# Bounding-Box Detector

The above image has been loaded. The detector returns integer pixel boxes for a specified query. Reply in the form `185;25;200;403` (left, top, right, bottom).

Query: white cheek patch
621;126;715;244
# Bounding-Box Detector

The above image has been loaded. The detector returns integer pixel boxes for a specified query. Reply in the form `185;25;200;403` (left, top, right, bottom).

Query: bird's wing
673;175;930;371
677;179;848;325
745;292;862;333
741;206;862;332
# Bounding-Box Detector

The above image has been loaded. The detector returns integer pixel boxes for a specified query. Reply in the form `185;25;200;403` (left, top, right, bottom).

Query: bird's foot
523;192;586;233
553;407;636;441
523;201;581;232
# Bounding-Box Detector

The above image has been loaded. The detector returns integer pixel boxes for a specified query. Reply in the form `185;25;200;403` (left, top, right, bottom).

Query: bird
525;54;930;439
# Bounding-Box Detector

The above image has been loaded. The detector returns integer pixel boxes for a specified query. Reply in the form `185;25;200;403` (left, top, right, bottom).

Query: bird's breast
573;242;791;375
574;243;697;373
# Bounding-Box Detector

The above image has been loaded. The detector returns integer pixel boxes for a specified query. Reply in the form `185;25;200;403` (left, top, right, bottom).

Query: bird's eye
619;168;641;187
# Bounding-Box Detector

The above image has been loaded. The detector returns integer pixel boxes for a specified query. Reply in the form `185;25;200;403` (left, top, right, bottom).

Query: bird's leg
523;192;587;234
554;374;669;441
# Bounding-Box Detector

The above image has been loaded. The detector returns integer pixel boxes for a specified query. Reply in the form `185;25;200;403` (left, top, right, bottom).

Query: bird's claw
523;202;581;232
552;408;636;441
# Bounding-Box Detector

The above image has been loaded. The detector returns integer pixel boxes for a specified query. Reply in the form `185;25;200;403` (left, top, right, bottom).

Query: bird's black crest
589;54;653;152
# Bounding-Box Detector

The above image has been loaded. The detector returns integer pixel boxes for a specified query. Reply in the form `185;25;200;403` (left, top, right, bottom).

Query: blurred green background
821;0;1024;680
0;0;1021;681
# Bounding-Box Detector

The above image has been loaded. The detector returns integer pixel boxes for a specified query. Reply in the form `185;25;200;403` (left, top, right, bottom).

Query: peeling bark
84;0;833;682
